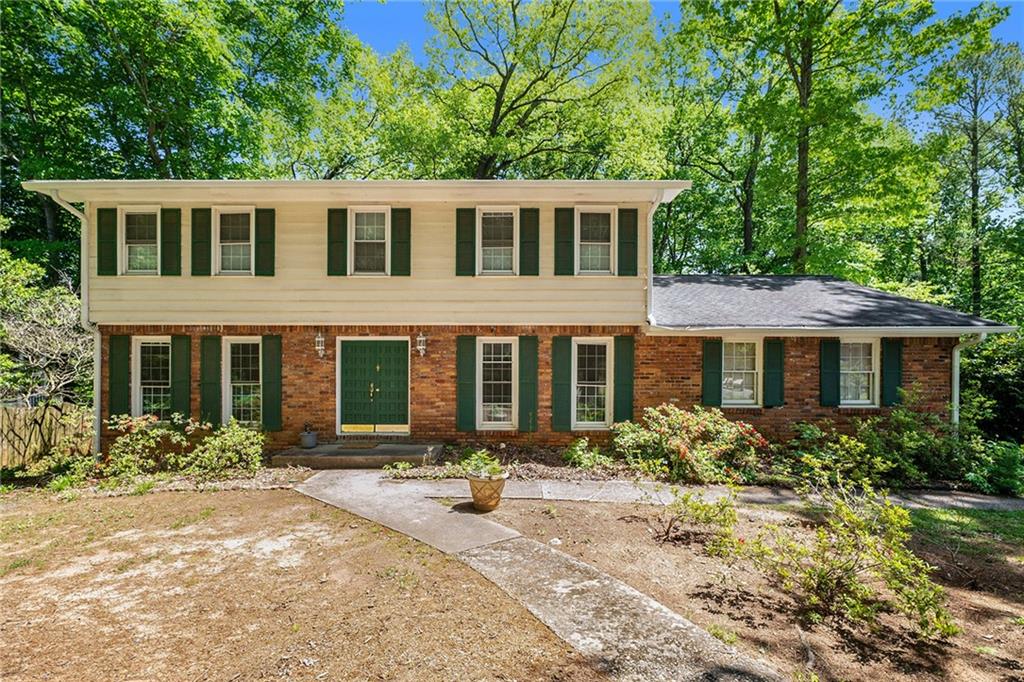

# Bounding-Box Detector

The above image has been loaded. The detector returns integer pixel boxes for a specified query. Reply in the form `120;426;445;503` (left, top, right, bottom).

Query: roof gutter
644;324;1017;337
39;190;101;457
951;332;987;427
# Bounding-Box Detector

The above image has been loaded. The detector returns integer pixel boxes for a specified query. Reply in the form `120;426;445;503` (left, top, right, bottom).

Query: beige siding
87;200;651;325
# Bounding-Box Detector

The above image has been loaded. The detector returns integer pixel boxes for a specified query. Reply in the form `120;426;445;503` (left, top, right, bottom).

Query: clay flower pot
467;472;508;511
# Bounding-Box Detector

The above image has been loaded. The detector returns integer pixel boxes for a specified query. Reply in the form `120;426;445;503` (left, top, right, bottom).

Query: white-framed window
571;337;613;429
575;206;615;275
348;206;390;275
222;337;262;424
476;337;518;430
131;336;172;420
477;206;518;275
213;206;255;275
722;340;760;406
118;205;161;275
840;339;879;407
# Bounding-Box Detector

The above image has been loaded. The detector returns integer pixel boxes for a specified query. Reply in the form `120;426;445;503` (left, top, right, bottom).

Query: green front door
340;340;409;432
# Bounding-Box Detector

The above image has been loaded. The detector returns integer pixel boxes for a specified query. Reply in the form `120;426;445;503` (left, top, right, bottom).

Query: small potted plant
462;448;508;511
299;422;318;449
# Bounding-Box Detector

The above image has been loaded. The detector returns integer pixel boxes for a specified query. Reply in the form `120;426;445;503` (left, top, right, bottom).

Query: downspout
951;332;986;427
45;190;101;456
645;191;664;327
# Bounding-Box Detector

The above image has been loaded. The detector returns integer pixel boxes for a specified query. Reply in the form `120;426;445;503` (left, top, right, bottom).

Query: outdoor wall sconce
315;331;326;358
416;331;428;357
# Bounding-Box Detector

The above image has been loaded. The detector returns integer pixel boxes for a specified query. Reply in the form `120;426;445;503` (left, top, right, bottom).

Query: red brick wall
99;325;956;451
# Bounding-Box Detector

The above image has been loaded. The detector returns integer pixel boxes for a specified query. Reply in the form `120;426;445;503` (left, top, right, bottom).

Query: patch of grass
0;483;16;495
542;504;559;519
707;624;737;644
910;509;1024;556
1;557;33;577
1011;616;1024;628
976;645;1000;657
375;566;419;590
130;480;156;496
169;506;215;530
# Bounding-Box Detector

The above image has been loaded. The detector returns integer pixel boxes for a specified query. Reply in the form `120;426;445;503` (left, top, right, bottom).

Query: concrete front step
271;442;443;469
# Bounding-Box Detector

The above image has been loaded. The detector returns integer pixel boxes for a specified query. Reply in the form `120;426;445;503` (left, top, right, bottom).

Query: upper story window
840;340;878;406
477;337;517;429
722;340;759;406
223;337;261;424
214;206;254;275
572;338;612;429
350;207;390;275
119;206;160;275
575;207;615;275
477;206;517;275
132;337;172;420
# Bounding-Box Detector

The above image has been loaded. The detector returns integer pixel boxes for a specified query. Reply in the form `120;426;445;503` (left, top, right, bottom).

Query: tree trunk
970;124;982;316
41;194;58;241
740;130;763;260
793;38;813;274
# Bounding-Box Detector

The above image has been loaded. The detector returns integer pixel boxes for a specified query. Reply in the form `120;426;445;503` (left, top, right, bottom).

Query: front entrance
338;339;409;433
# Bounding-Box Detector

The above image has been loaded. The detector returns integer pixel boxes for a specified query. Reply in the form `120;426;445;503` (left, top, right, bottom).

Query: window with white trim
576;207;615;274
477;207;517;274
840;341;877;406
224;338;262;424
350;207;390;275
572;338;612;428
119;206;160;274
722;341;759;406
132;337;172;420
214;207;254;275
477;338;517;429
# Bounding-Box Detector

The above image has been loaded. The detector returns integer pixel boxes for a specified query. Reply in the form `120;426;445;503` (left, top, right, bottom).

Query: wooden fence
0;404;92;469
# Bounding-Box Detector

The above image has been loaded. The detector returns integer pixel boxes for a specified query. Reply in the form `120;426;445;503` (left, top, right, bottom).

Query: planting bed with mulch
489;499;1024;682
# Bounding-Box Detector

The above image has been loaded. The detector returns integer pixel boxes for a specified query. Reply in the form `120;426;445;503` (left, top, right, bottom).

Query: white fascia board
644;324;1018;337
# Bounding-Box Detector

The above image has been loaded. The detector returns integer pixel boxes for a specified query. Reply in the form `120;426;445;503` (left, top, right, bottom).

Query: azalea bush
562;437;614;469
655;485;740;556
172;419;265;480
612;404;768;483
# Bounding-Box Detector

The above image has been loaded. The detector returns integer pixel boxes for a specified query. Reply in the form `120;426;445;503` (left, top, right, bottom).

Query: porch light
416;331;428;357
315;331;325;358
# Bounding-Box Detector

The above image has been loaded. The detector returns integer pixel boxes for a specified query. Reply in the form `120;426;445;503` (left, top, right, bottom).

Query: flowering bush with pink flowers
612;404;769;483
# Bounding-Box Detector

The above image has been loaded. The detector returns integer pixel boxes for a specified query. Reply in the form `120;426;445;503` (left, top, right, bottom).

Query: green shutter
763;338;785;407
254;208;275;276
170;335;191;419
191;208;212;276
108;335;130;416
391;208;411;276
554;208;574;276
613;336;635;422
881;338;903;407
617;208;638;277
551;336;572;431
97;208;118;276
160;208;181;276
702;339;723;407
261;335;282;431
519;208;539;276
456;208;475;276
327;208;347;276
456;335;476;431
518;336;538;432
200;335;222;424
820;339;840;407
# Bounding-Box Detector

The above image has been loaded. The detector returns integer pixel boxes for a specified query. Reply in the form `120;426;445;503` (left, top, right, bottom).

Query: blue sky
344;0;1022;61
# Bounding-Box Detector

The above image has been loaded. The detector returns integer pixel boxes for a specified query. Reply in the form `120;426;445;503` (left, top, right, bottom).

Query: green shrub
172;419;264;480
964;440;1024;496
562;438;614;469
105;414;195;479
788;421;907;487
460;448;504;477
612;404;768;484
656;486;740;556
747;474;958;638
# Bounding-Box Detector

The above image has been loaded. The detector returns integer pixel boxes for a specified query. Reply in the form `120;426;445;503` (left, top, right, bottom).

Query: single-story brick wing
22;180;1015;453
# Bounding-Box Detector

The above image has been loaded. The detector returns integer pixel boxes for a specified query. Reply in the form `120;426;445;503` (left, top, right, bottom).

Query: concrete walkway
297;471;780;680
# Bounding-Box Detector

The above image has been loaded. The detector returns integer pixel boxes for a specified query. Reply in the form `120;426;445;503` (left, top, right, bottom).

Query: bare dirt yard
0;489;602;681
489;499;1024;682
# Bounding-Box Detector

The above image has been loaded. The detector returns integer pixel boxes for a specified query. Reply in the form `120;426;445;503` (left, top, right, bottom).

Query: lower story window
479;339;515;428
722;341;758;405
573;339;611;427
840;341;876;406
226;339;261;423
134;339;171;420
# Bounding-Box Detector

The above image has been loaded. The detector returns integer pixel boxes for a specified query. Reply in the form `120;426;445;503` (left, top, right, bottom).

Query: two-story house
23;180;1014;454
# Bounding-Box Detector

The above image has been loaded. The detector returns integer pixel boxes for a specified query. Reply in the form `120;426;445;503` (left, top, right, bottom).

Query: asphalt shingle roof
651;275;1011;330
